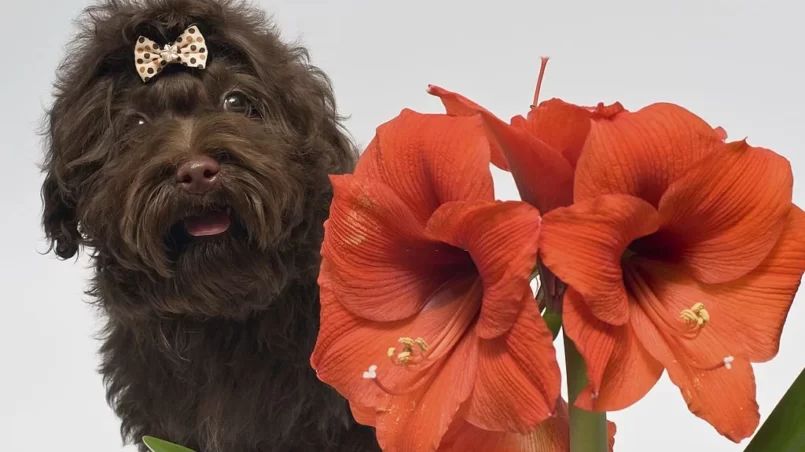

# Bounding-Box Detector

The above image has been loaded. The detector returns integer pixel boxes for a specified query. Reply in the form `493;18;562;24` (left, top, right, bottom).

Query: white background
1;0;803;450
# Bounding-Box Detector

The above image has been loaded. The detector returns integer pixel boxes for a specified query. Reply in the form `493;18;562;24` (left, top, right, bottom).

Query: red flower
538;102;805;441
310;110;561;451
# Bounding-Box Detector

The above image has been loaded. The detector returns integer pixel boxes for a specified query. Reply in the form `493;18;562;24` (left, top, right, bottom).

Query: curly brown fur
41;1;380;450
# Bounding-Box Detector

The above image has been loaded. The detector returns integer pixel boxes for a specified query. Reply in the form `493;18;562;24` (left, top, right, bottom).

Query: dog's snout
176;156;220;194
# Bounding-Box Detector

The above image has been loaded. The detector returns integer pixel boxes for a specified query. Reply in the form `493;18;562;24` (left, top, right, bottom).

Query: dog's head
42;0;356;319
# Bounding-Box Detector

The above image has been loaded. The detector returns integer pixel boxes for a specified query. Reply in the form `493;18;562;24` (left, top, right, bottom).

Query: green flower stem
564;334;608;452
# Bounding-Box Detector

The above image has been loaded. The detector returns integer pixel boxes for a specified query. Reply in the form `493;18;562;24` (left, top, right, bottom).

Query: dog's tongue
184;211;231;237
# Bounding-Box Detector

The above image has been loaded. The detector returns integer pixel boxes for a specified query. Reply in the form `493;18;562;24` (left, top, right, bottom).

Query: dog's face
42;0;355;319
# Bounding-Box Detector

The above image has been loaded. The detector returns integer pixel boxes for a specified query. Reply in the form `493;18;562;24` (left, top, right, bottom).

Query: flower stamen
679;303;710;330
387;336;429;367
363;337;432;396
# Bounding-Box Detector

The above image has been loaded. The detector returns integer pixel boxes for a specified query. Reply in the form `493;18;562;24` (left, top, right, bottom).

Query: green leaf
744;368;805;452
142;436;197;452
543;308;562;340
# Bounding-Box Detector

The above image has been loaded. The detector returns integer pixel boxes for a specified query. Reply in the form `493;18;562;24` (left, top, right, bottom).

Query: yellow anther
396;351;412;363
414;338;428;353
679;303;710;329
387;336;429;367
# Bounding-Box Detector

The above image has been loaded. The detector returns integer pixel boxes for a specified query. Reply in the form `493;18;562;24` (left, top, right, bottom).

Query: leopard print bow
134;25;208;82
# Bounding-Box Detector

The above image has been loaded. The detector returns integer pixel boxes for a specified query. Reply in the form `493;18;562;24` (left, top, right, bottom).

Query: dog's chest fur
97;279;379;452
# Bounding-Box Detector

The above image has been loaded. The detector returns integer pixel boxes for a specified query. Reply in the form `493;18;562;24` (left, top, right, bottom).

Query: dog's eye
129;113;149;127
223;92;255;115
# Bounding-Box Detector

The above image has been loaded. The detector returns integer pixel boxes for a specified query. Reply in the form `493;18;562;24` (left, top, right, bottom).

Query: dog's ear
41;171;82;259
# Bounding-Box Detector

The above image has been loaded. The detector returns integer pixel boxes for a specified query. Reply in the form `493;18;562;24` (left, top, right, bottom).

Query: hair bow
134;25;208;82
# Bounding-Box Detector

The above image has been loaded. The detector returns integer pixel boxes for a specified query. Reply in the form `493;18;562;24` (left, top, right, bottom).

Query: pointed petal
464;299;561;432
426;84;509;170
574;103;725;206
425;201;541;338
323;175;464;321
655;140;794;284
562;289;616;400
375;329;480;452
354;109;494;224
565;290;663;411
311;277;481;410
479;111;575;213
540;195;660;325
627;264;760;441
512;98;592;167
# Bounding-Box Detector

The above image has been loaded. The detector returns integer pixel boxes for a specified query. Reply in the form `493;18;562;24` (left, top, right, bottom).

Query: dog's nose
176;156;220;194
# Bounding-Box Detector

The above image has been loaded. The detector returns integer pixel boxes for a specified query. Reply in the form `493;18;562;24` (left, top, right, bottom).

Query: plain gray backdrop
1;0;802;450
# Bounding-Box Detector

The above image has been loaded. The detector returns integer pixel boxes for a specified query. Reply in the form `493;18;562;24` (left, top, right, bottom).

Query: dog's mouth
165;204;248;256
183;208;232;237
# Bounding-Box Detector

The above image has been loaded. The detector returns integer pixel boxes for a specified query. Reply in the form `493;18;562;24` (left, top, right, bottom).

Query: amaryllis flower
310;110;562;451
538;102;805;441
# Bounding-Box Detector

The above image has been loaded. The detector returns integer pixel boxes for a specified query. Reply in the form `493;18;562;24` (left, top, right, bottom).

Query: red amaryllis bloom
310;110;562;451
538;102;805;441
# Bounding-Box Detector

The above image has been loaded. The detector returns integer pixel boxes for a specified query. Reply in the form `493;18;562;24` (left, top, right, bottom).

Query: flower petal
479;111;575;213
426;84;509;170
627;265;760;442
574;102;725;206
425;200;541;338
714;206;805;361
322;175;466;321
441;399;616;452
631;207;805;364
349;402;377;427
565;290;663;411
562;289;615;401
353;109;494;224
511;98;592;168
655;140;794;284
311;277;481;410
463;299;561;433
374;329;480;452
540;194;660;325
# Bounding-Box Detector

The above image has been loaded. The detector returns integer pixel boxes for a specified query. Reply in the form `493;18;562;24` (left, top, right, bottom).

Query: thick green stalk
744;368;805;452
564;334;608;452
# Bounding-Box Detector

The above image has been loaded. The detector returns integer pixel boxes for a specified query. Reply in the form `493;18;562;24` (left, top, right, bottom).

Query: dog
40;0;380;450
